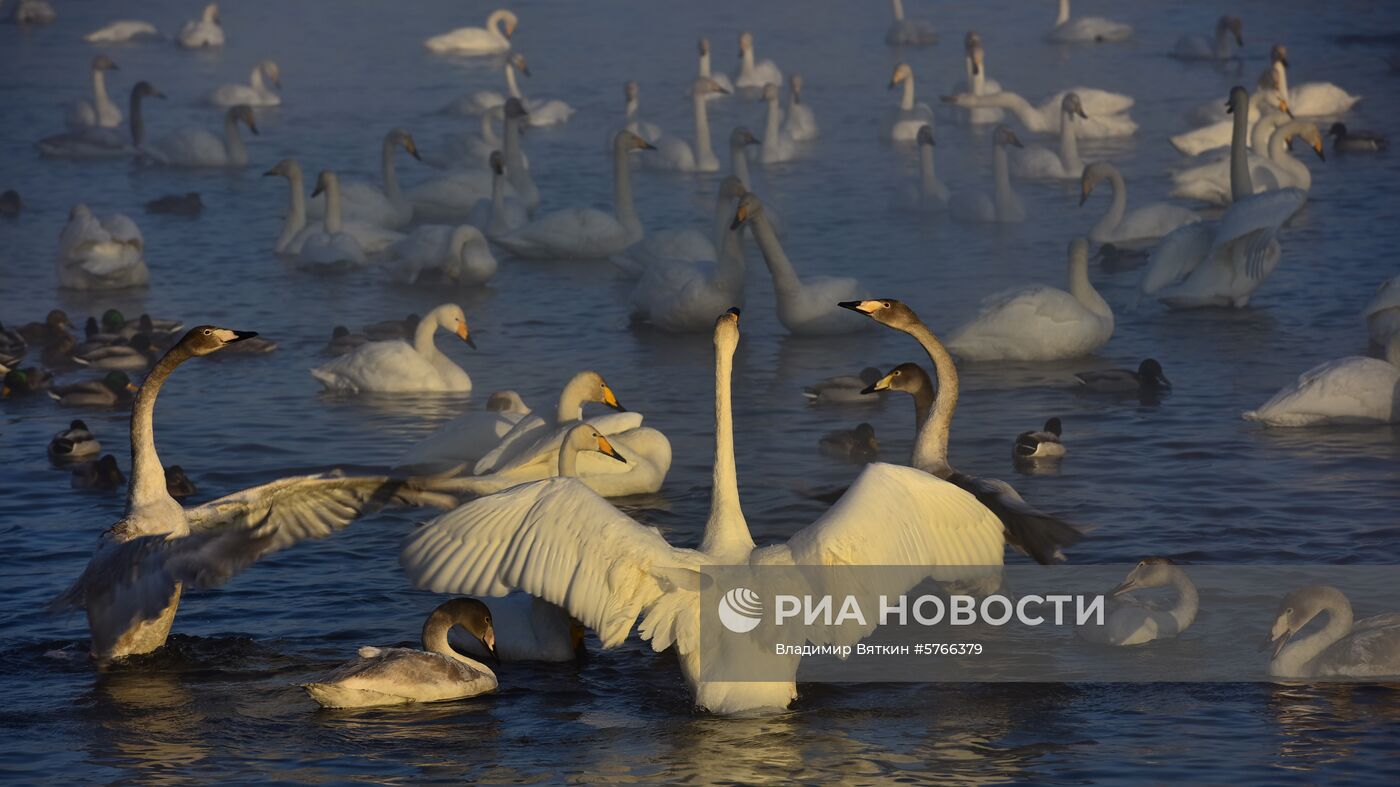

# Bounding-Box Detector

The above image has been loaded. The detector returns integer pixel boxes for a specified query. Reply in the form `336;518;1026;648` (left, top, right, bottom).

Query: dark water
3;0;1399;782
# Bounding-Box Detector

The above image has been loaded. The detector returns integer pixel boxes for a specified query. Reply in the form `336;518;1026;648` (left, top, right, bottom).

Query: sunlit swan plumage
425;9;518;55
886;0;937;46
1047;0;1132;43
948;238;1113;361
303;598;497;708
208;60;281;107
630;179;747;332
1171;83;1291;156
1171;120;1326;206
1171;15;1243;61
177;3;223;49
48;326;456;665
65;55;121;131
735;31;782;90
649;78;728;172
695;37;735;98
733;193;870;335
1081;162;1199;244
942;88;1137;138
146;105;258;168
308;129;418;229
384;225;498;286
1242;339;1400;427
887;63;935;142
951;125;1025;224
495;131;651;260
1364;275;1400;347
265;159;404;256
1266;585;1400;678
1011;93;1088;180
38;81;162;160
1078;558;1198;646
311;304;475;394
84;20;160;43
1265;44;1361;118
56;204;149;290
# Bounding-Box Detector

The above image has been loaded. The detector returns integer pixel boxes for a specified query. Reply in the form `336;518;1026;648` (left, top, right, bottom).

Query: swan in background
1074;359;1171;394
887;63;935;142
733;193;870;335
649;77;728;172
1171;120;1325;206
177;3;223;48
495;131;652;260
783;74;818;141
618;176;743;280
1265;44;1361;118
1171;83;1291;155
942;88;1137;138
1243;338;1400;426
384;225;498;286
425;8;518;55
759;84;798;164
264;159;403;256
1265;586;1400;678
445;53;528;116
297;171;368;270
1014;417;1065;463
735;32;783;90
65;55;121;131
48;326;457;664
303;598;498;708
1011;93;1087;180
38;81;162;160
422;100;535;219
695;38;734;97
501;100;538;212
1047;0;1132;43
886;0;937;46
1365;276;1400;347
1081;162;1199;244
1171;15;1243;61
619;81;661;144
6;0;54;26
1078;558;1198;646
630;180;747;333
951;32;1003;125
146;105;258;168
56;204;149;290
1330;123;1387;153
902;125;949;211
951;125;1025;224
466;151;528;239
84;20;160;43
311;303;475;394
947;238;1113;361
307;129;418;229
208;60;281;107
396;390;532;473
403;309;1011;715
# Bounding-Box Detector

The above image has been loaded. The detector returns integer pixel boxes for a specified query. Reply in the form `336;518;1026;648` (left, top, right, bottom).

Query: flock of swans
5;1;1399;714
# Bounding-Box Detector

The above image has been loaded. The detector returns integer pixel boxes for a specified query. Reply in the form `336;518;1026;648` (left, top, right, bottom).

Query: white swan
385;225;498;286
649;78;728;172
495;131;651;260
1365;275;1400;347
782;74;818;141
1242;338;1400;426
401;309;1010;715
56;204;149;291
733;193;870;335
759;84;798;164
6;0;54;26
1077;558;1198;646
901;125;949;211
1265;44;1361;118
177;3;223;49
947;238;1113;361
1047;0;1132;43
466;151;528;239
412;106;529;222
146;105;258;169
444;53;528;116
208;60;281;107
951;125;1025;224
264;159;404;256
942;88;1137;138
1171;119;1325;206
307;128;418;229
470;372;632;476
1081;162;1199;244
619;81;661;144
695;38;734;97
37;81;162;160
1171;83;1291;156
296;171;368;270
311;304;475;394
618;176;742;280
1171;15;1243;61
65;55;121;131
885;0;937;46
1010;93;1087;180
501;100;538;212
735;31;783;90
887;63;935;143
303;598;498;708
950;32;1004;125
47;326;457;664
630;180;747;333
1266;585;1400;678
435;105;527;171
425;9;518;55
84;20;160;43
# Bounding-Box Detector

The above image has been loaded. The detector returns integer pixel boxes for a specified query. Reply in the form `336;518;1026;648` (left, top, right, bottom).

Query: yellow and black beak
1312;140;1326;161
861;371;895;395
596;434;627;463
838;300;881;315
126;382;140;393
230;330;258;343
406;140;422;161
730;203;749;230
601;384;625;411
455;321;475;348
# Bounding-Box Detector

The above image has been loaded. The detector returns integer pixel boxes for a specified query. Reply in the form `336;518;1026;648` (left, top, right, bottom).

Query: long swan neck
750;212;802;298
612;142;639;230
381;137;402;202
700;334;752;555
557;441;580;477
555;376;589;423
127;346;190;511
694;91;714;164
1056;0;1071;26
421;610;482;669
993;144;1014;207
277;165;307;252
129;89;147;147
249;67;264;91
1168;569;1200;631
1060;113;1082;170
900;75;915;111
323;175;343;233
699;49;712;78
412;314;440;359
906;321;957;475
742;46;756;73
503;114;523;166
974;92;1042;132
1068;245;1111;317
1230;97;1254;200
1098;168;1127;237
763;94;781;145
92;68;110;108
1275;598;1352;676
1267;124;1307;180
919;143;937;195
505;63;521;99
224;112;247;166
731;142;752;188
489;167;507;235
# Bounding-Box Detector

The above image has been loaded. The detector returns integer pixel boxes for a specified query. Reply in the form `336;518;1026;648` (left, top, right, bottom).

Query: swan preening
303;598;498;708
887;63;934;143
886;0;937;46
309;129;419;229
311;304;475;393
425;9;518;55
38;81;163;160
265;158;404;257
208;60;281;107
951;125;1024;224
1081;162;1199;244
48;326;458;665
65;55;121;131
947;238;1113;361
1171;16;1243;61
1266;586;1400;678
1047;0;1133;44
56;204;149;291
177;3;223;49
1078;558;1198;646
146;105;259;169
1242;338;1400;427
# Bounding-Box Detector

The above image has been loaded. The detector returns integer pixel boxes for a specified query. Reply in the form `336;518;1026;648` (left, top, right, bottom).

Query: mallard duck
0;322;27;358
2;368;53;397
47;370;138;407
324;326;368;356
1073;359;1171;394
1014;417;1065;462
18;310;74;345
1329;123;1387;153
73;334;156;370
49;420;101;462
819;422;880;464
40;332;78;368
165;465;198;498
145;192;204;215
71;454;125;491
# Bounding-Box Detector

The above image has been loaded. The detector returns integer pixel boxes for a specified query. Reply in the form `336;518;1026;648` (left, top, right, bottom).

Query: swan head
263;158;299;179
1221;15;1244;46
965;34;985;74
1270;43;1289;68
697;37;710;56
1110;557;1180;599
717;175;746;200
565;424;628;464
503;97;529;121
613;129;655;153
695;77;730;98
1137;358;1171;389
1061;92;1088;120
178;325;259;357
1264;586;1348;658
229;105;259;135
486;390;528;414
568;370;625;411
203;3;220;24
508;52;531;77
993;125;1023;149
1287;122;1326;161
730;127;760;149
738;31;754;55
760;83;779;102
624;80;640;102
916;124;935;147
429;304;474;348
1078;162;1117;206
715;307;741;345
862;362;933;396
430;598;497;661
257;59;281;88
91;54;119;72
497;9;519;38
387;128;421;161
310;169;338;197
730;192;767;230
789;73;803;96
889;63;913;89
488;150;505;175
133;81;165;101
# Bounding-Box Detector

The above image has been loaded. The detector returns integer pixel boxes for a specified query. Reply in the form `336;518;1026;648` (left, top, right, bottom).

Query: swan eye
202;329;212;336
881;301;892;309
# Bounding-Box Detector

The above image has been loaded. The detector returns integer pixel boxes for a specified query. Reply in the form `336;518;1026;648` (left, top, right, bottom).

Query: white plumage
56;204;149;291
311;304;475;394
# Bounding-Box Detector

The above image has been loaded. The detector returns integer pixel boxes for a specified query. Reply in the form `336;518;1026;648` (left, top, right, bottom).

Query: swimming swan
617;176;743;280
295;171;368;270
208;60;281;107
695;37;735;97
757;83;800;164
1242;338;1400;427
466;151;528;239
1365;275;1400;347
1077;558;1198;646
649;77;728;172
1010;93;1088;180
942;88;1137;138
886;0;937;46
735;31;783;90
950;33;1004;125
146;105;258;169
629;179;747;332
887;63;935;143
732;192;871;335
37;81;163;160
302;597;498;708
781;75;819;143
402;309;1010;715
1171;120;1325;206
65;55;121;131
1047;0;1132;43
947;238;1113;361
1264;44;1361;118
618;81;662;144
84;20;160;43
1170;83;1291;156
1081;162;1199;244
413;101;534;221
177;3;223;48
951;125;1025;224
1171;15;1243;61
1265;585;1400;678
265;159;404;256
47;326;457;665
56;204;149;290
310;304;475;394
902;125;949;211
425;9;518;56
308;129;419;229
384;225;498;286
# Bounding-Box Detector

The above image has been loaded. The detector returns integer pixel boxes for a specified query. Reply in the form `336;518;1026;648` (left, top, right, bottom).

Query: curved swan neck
1230;96;1254;200
421;609;482;668
1267;123;1310;182
1067;243;1110;317
1166;568;1200;630
1059;112;1082;172
1056;0;1071;26
1252;113;1282;151
127;345;193;512
971;92;1043;132
555;375;591;423
1093;167;1127;239
612;140;640;232
412;312;441;359
486;9;509;37
276;164;307;252
223;112;248;167
749;211;802;298
904;321;958;476
381;136;403;203
900;75;915;111
1274;596;1353;676
700;331;752;555
694;90;715;166
557;441;581;477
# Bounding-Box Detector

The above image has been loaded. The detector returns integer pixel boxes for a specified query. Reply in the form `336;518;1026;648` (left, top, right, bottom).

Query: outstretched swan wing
401;478;702;648
1139;223;1214;296
1209;188;1305;258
